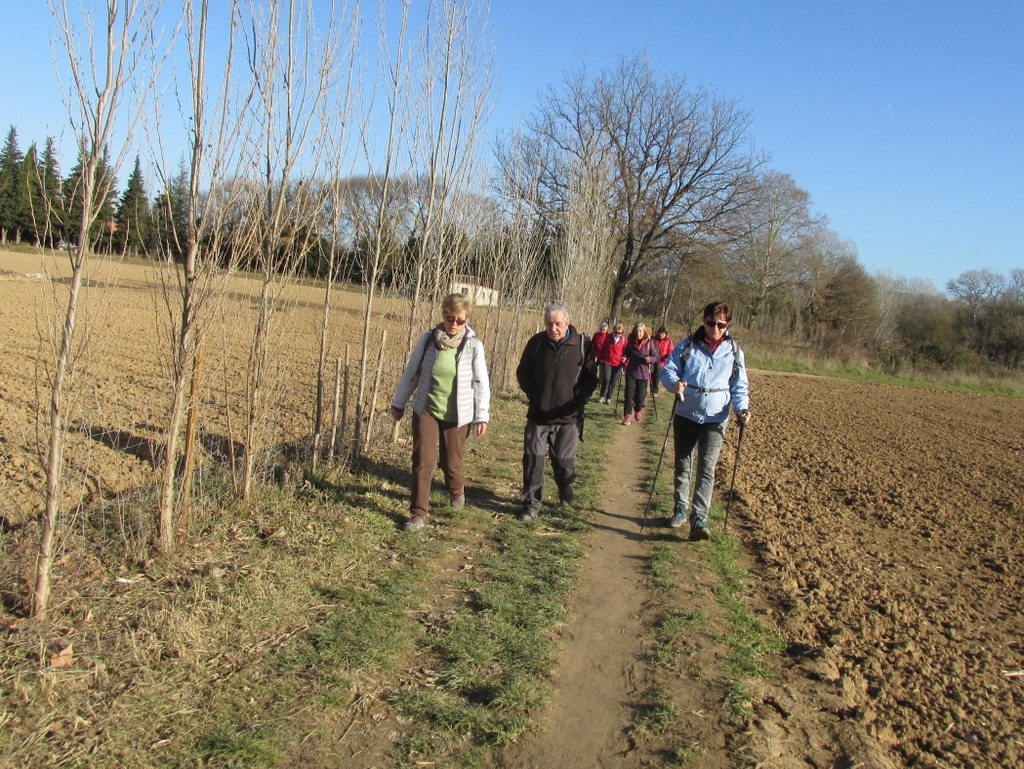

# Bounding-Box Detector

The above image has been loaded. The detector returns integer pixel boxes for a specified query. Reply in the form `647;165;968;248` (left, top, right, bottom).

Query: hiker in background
621;321;657;425
595;322;626;404
659;301;751;541
592;320;610;397
390;293;490;533
516;303;598;521
650;325;674;397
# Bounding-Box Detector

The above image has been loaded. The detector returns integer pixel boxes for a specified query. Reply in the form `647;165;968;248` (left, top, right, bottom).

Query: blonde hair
442;293;471;316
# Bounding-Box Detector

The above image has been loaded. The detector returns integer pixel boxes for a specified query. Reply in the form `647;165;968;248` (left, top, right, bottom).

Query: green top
426;347;458;421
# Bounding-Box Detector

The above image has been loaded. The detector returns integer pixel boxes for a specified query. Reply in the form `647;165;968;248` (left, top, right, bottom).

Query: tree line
4;111;1019;378
5;1;1020;618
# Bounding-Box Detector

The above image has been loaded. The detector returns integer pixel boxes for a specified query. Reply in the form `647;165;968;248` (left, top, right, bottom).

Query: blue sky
2;1;1021;290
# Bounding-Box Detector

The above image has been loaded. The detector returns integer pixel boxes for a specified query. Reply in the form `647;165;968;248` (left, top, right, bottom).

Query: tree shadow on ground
74;423;160;465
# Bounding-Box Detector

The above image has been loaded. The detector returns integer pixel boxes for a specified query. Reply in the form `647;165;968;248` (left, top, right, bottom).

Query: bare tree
800;231;879;351
946;268;1006;326
499;52;760;321
310;17;362;471
350;0;414;460
150;0;262;551
401;0;493;328
718;171;823;331
34;0;161;617
237;0;344;498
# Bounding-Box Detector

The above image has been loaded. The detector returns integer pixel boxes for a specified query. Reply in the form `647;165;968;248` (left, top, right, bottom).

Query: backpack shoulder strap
576;332;588;383
680;336;695;367
729;337;742;384
414;330;433;374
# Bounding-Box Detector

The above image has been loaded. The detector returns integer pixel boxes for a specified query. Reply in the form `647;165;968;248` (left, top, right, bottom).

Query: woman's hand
390;406;404;422
475;422;488;437
674;381;686;395
738;409;752;424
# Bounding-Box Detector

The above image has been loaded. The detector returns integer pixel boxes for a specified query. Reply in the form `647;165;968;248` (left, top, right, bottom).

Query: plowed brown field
736;372;1024;768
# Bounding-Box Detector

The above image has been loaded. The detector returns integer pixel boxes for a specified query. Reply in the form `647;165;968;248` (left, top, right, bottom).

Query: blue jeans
672;416;726;528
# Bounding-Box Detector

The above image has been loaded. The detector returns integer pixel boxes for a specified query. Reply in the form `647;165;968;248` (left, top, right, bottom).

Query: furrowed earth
733;373;1024;768
1;249;1021;767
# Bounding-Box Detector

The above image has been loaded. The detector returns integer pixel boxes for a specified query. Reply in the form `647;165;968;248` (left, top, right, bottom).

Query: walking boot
621;414;632;425
404;513;428;532
559;486;574;507
688;524;710;541
634;409;643;422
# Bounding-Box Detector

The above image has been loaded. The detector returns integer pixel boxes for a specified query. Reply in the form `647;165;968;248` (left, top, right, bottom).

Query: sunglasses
444;316;467;326
704;320;728;330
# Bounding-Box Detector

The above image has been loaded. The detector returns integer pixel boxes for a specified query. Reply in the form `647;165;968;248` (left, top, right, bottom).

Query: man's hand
475;422;488;437
390;406;404;422
738;409;752;424
674;381;686;395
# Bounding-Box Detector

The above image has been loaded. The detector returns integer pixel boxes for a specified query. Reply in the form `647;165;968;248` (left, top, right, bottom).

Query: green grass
670;741;708;766
391;402;616;766
632;686;680;736
637;399;787;760
649;543;682;590
748;350;1024;397
697;517;785;721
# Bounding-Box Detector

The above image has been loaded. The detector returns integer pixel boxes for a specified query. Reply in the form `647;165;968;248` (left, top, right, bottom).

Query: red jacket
592;329;609;356
597;333;627;366
654;334;674;364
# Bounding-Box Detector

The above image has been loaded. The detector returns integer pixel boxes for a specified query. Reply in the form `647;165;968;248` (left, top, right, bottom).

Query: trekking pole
614;369;623;412
641;394;679;531
723;414;748;532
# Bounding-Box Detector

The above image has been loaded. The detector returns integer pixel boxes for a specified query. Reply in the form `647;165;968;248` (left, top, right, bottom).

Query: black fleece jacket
516;326;598;424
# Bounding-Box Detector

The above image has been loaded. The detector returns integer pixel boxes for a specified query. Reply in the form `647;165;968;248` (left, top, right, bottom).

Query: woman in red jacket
596;322;626;404
591;321;610;397
651;326;674;396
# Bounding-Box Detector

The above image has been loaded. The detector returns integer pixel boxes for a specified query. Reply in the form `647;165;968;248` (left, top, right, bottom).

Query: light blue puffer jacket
658;332;749;424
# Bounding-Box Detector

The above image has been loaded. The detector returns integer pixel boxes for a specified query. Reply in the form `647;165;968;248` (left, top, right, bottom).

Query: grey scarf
434;324;466;350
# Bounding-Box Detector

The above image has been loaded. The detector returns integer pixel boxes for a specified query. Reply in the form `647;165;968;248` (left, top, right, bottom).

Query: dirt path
488;412;732;769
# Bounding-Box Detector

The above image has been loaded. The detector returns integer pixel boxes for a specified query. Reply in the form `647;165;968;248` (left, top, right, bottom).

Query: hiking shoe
559;487;574;507
518;509;538;522
450;491;465;510
404;515;427;532
688;525;710;541
669;510;687;528
634;409;643;422
621;415;632;425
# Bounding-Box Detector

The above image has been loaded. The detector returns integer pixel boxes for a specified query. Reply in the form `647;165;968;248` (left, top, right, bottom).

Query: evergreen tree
0;125;27;244
63;143;118;250
153;160;190;261
114;156;153;256
39;137;65;246
21;143;43;244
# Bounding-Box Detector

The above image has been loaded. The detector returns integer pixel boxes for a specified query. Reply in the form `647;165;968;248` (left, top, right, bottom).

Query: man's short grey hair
544;303;570;322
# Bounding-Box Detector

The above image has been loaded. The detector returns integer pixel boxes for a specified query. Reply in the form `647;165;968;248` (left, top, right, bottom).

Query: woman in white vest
390;293;491;532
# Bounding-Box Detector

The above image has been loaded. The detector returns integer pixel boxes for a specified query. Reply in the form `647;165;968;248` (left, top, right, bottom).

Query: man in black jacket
516;303;598;521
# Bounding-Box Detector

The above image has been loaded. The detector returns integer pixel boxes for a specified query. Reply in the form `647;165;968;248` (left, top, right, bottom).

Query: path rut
488;414;690;768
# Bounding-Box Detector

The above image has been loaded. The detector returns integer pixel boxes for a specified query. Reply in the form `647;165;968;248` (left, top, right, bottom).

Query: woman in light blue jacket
390;293;490;532
659;301;751;540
